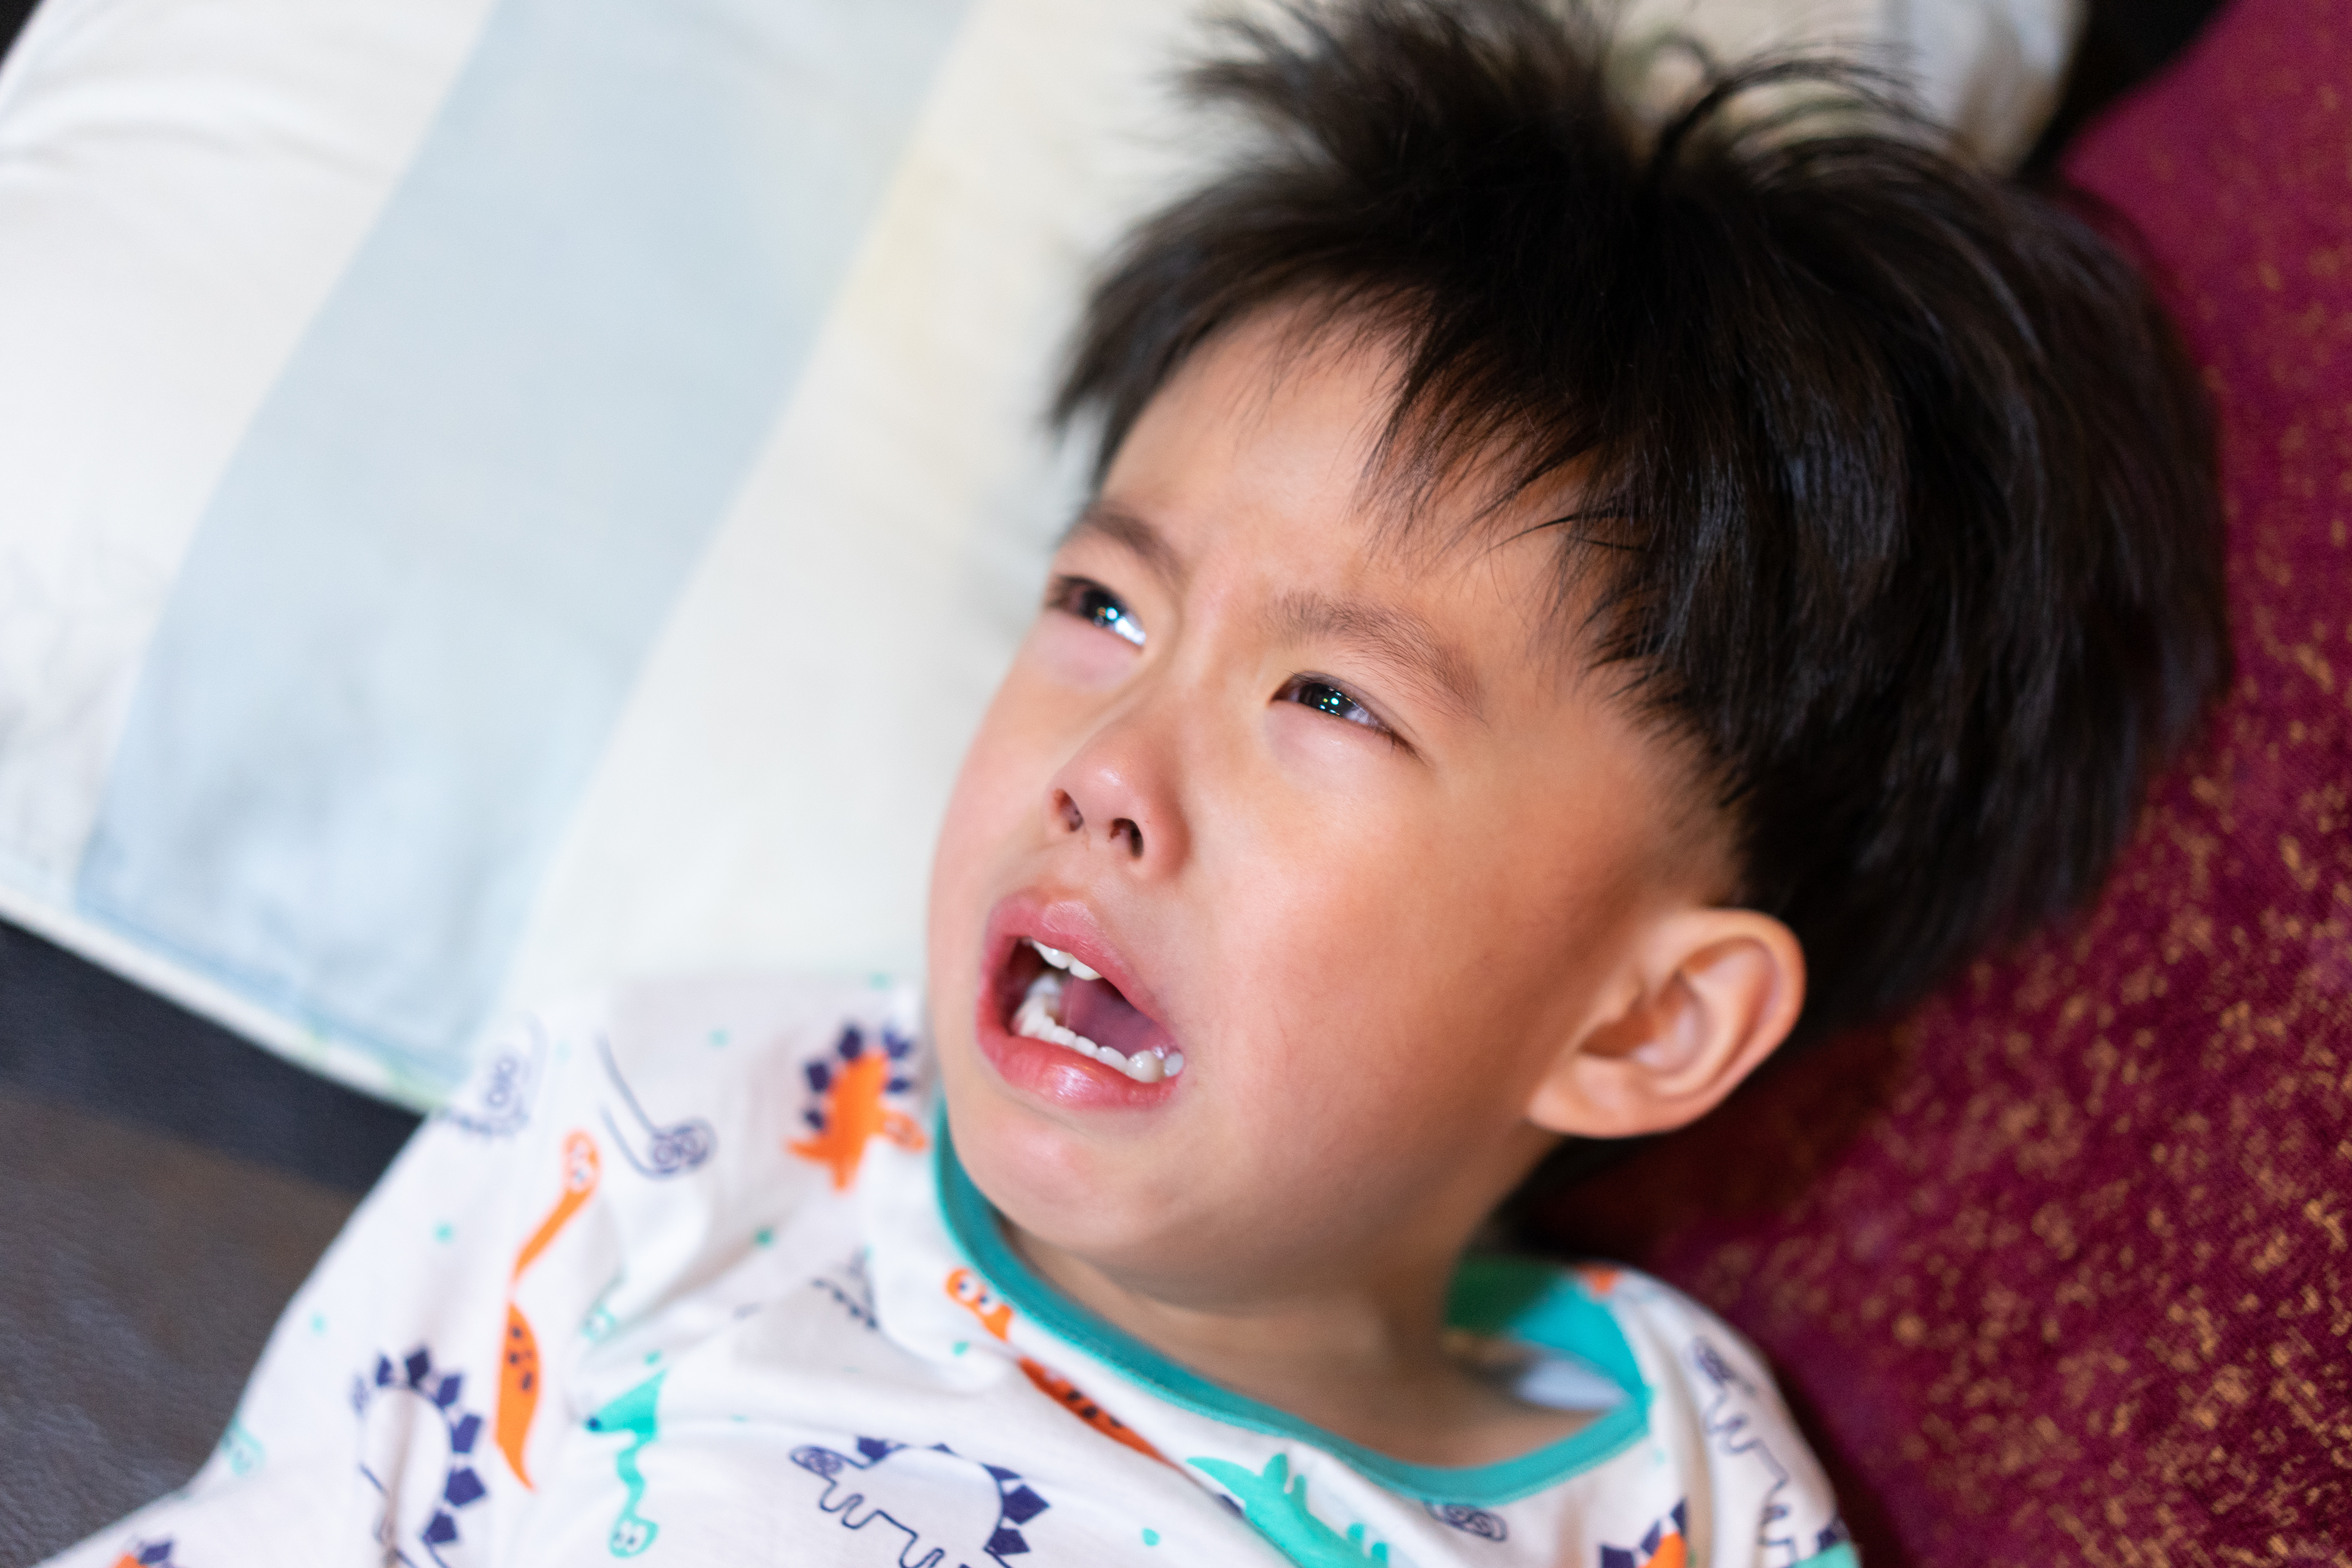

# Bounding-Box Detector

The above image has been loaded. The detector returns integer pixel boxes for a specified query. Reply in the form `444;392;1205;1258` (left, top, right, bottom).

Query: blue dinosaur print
1691;1339;1861;1566
585;1372;666;1556
809;1247;879;1328
1189;1452;1391;1566
1691;1338;1808;1566
438;1019;544;1138
789;1436;1049;1566
352;1346;491;1568
1599;1499;1687;1568
1426;1501;1509;1542
596;1034;715;1177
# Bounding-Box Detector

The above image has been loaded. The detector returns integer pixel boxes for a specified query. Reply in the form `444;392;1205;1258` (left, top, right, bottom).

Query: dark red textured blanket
1532;1;2352;1561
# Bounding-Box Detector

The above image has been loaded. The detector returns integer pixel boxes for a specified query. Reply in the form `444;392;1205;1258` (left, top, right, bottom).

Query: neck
1005;1222;1589;1469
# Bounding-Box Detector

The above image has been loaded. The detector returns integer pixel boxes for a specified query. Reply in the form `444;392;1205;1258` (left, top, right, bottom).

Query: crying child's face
925;308;1719;1299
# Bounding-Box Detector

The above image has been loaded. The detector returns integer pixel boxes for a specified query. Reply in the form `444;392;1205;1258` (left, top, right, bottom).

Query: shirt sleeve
1635;1278;1857;1568
38;973;922;1568
33;991;622;1568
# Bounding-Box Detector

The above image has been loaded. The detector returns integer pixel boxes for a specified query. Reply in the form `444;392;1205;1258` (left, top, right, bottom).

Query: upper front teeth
1011;968;1183;1083
1028;940;1102;982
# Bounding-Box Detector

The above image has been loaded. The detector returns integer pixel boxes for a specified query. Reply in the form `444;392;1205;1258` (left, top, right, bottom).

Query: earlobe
1525;911;1806;1140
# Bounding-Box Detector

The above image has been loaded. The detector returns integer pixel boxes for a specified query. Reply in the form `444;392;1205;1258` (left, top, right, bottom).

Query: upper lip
983;891;1170;1039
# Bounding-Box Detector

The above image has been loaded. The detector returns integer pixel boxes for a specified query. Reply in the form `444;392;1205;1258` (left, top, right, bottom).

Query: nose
1046;707;1188;874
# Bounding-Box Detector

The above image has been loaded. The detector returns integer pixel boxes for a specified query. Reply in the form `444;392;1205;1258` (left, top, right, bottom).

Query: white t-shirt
47;975;1858;1568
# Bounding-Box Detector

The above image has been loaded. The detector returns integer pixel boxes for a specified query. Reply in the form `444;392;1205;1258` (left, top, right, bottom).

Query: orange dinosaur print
1575;1263;1623;1296
946;1268;1166;1463
948;1266;1014;1338
1019;1357;1168;1461
788;1051;925;1191
497;1131;600;1488
1601;1499;1689;1568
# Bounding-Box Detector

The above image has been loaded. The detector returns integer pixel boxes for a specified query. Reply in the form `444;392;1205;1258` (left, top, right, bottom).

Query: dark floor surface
0;918;420;1565
0;1088;376;1564
0;0;33;71
0;0;2230;1561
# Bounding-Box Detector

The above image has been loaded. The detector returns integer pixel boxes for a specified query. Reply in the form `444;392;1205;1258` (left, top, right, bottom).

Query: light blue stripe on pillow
78;0;972;1098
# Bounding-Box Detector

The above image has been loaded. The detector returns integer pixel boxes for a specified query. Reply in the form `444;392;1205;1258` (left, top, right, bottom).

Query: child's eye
1276;675;1391;736
1047;575;1147;647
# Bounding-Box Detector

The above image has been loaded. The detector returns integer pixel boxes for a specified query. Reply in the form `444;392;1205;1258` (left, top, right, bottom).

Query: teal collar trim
933;1122;1653;1508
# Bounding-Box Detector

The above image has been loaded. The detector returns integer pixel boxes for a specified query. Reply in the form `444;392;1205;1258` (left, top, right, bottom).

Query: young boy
50;1;2224;1564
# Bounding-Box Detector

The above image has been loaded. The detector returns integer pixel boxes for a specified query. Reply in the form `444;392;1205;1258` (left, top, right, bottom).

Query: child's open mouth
979;911;1187;1102
1008;939;1186;1083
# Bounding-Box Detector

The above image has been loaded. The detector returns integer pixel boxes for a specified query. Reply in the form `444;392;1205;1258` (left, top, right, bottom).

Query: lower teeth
1011;971;1183;1083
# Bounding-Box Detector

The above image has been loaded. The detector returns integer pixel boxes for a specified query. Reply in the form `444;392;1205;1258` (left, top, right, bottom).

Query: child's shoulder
444;971;927;1167
412;972;931;1310
1463;1256;1859;1568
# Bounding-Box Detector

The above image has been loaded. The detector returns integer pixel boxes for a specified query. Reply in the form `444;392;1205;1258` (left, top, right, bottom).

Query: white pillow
0;0;2077;1105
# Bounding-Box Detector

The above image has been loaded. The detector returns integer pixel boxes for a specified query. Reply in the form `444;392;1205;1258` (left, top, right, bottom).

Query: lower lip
974;996;1180;1111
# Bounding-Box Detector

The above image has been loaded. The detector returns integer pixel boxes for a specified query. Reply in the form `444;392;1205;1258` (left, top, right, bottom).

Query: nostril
1111;818;1143;858
1053;791;1084;833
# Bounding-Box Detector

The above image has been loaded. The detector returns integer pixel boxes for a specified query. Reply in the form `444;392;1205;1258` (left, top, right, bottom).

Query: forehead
1102;310;1435;549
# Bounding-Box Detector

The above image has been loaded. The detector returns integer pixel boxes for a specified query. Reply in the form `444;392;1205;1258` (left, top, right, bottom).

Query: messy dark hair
1052;0;2228;1052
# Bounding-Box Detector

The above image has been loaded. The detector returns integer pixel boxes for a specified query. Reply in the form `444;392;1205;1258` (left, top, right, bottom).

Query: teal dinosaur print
219;1414;264;1476
586;1372;666;1557
1188;1453;1391;1566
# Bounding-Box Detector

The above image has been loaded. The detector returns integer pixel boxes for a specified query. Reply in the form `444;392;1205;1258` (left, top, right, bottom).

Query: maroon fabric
1530;2;2352;1561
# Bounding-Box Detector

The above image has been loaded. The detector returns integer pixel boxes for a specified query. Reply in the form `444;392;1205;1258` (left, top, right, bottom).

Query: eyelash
1047;575;1399;747
1275;675;1395;741
1047;575;1147;647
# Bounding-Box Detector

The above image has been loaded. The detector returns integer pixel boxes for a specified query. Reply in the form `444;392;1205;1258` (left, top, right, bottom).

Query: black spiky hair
1052;0;2229;1051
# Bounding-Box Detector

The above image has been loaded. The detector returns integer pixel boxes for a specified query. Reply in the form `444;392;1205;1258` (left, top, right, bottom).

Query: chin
948;1087;1127;1246
941;1059;1206;1259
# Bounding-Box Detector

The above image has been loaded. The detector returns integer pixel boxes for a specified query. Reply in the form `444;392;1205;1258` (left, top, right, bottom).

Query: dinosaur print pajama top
44;975;1857;1568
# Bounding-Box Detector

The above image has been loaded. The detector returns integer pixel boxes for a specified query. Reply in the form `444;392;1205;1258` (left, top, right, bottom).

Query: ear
1525;909;1806;1140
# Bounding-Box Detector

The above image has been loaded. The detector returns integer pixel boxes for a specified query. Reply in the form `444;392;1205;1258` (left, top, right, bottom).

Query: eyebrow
1269;590;1485;724
1060;501;1185;595
1062;501;1483;723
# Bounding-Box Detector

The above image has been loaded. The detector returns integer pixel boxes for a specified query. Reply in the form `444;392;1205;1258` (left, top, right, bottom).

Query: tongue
1062;976;1172;1064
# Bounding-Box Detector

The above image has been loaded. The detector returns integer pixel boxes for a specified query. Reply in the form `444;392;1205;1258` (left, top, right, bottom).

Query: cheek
929;621;1132;903
1202;805;1466;1100
1206;782;1616;1135
927;682;1049;975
